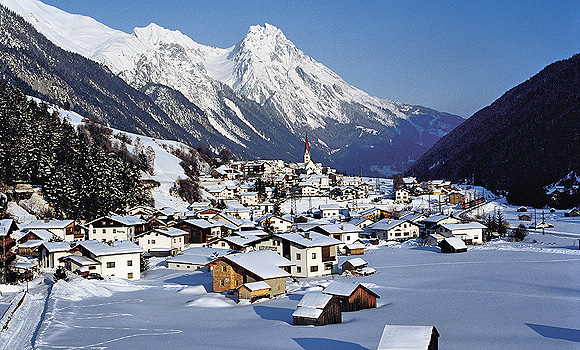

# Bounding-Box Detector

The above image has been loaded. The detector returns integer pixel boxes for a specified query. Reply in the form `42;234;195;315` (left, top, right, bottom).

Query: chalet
366;219;420;241
194;208;222;219
212;213;254;231
300;184;319;197
292;292;341;326
439;237;467;253
377;325;439;350
344;242;365;255
424;233;446;246
311;223;363;247
126;205;155;217
87;216;147;242
421;215;462;235
322;281;380;311
341;257;368;272
427;180;451;194
166;247;232;270
518;214;532;221
236;281;271;302
0;219;18;267
448;192;465;205
16;239;44;258
318;204;342;219
136;227;189;256
255;202;276;216
206;186;232;200
38;241;72;268
212;234;263;252
357;207;383;221
24;219;80;241
434;222;486;244
240;192;260;206
12;229;55;245
153;207;182;222
395;188;410;204
256;214;293;233
64;240;143;279
565;208;580;217
211;164;240;180
348;217;374;229
171;219;224;244
256;232;341;278
208;250;293;296
223;207;252;220
188;201;212;211
401;213;429;224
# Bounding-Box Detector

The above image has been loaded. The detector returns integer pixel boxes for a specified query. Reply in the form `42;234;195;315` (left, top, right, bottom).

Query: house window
296;253;301;260
297;266;301;273
151;239;156;244
310;265;318;272
127;260;133;266
106;262;115;268
222;266;227;272
102;229;106;234
220;279;225;286
113;229;116;234
89;266;96;270
278;284;281;290
128;273;133;279
93;229;96;234
324;263;332;270
346;236;350;241
176;264;180;268
312;252;316;259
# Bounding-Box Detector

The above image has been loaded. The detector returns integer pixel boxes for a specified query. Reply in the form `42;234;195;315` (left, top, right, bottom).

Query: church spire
304;132;311;163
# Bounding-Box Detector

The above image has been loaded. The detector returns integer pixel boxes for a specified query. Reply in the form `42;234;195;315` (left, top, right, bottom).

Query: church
298;133;322;175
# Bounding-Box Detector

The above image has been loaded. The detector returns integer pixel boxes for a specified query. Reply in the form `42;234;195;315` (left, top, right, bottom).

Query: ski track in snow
37;298;182;349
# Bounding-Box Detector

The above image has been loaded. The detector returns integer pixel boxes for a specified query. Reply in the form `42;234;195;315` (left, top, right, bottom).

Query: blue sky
42;0;579;118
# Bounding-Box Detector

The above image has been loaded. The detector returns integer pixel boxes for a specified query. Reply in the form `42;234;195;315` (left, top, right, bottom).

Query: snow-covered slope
3;0;463;174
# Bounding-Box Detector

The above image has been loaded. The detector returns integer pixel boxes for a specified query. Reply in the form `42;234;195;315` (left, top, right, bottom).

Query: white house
240;192;260;206
256;215;293;233
395;188;411;204
87;215;147;242
318;204;342;219
434;222;486;244
366;219;420;241
136;226;189;256
312;223;363;247
69;240;144;280
421;215;462;235
38;242;72;268
256;231;341;278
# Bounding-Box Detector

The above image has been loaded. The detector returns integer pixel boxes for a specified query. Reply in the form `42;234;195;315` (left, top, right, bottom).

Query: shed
322;281;380;311
345;242;365;255
518;214;532;221
438;237;467;253
236;281;271;302
292;292;341;326
377;325;439;350
341;257;368;272
564;208;580;217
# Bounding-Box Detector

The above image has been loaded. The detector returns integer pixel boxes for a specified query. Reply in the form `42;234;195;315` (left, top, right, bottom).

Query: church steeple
304;132;311;163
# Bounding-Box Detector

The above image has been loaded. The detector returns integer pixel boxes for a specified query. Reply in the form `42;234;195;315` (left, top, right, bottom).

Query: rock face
407;53;580;193
2;0;463;173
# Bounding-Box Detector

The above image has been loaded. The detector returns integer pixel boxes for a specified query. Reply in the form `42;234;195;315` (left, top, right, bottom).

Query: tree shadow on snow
526;323;580;343
293;338;370;350
287;293;304;301
253;305;294;324
410;245;440;253
164;273;214;292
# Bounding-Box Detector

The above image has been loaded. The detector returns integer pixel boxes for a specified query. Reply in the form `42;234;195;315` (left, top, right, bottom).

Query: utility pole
542;210;545;235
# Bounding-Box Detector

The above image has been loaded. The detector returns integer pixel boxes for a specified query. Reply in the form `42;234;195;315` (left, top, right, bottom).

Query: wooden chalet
0;219;18;267
322;281;380;311
236;281;271;302
292;292;342;326
518;214;532;221
207;250;293;296
377;325;439;350
439;237;467;253
171;219;223;244
448;192;465;205
344;242;365;255
341;257;368;272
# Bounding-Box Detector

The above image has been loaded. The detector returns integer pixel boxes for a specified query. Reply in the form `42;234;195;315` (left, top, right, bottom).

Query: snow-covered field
2;231;579;350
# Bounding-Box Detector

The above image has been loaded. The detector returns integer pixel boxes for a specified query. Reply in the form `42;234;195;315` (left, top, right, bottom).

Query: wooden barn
341;257;368;272
292;292;341;326
236;281;271;302
344;242;365;255
322;281;380;312
565;208;580;217
377;325;439;350
518;214;532;221
438;237;467;253
448;192;465;205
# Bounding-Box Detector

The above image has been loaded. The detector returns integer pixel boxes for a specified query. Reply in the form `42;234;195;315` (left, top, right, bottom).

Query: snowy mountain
2;0;463;174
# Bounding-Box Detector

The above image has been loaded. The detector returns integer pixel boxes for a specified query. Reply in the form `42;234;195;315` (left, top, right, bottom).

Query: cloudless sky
41;0;580;118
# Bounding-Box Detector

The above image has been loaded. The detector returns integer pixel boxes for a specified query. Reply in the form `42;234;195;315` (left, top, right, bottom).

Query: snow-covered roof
422;215;453;223
440;222;486;231
323;281;380;298
18;239;45;249
179;246;233;257
146;227;189;237
297;291;332;309
61;254;100;266
239;281;270;291
109;215;146;226
27;229;55;241
292;306;323;319
403;213;427;222
0;219;16;236
223;235;263;247
24;219;74;230
319;204;342;211
77;240;144;256
345;242;365;250
343;257;367;268
443;237;467;250
274;232;341;248
369;219;415;231
377;325;438;350
167;254;216;266
182;219;223;229
314;223;363;234
348;217;373;227
222;250;292;279
40;241;72;253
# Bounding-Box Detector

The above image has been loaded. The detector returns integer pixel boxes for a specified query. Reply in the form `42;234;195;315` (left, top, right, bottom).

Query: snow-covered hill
3;0;463;175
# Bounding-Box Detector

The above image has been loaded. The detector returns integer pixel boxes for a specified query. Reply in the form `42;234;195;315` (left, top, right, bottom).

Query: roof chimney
304;231;311;240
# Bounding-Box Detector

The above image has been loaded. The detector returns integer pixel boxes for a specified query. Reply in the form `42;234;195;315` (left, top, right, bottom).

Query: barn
439;237;467;253
341;257;368;272
292;292;341;326
322;281;380;311
377;325;439;350
344;242;365;255
236;281;271;302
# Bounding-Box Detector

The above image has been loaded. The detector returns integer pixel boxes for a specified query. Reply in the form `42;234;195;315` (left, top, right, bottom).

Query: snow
76;240;144;256
242;281;271;292
322;281;360;297
186;294;236;308
296;291;332;309
343;257;367;268
377;325;436;350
